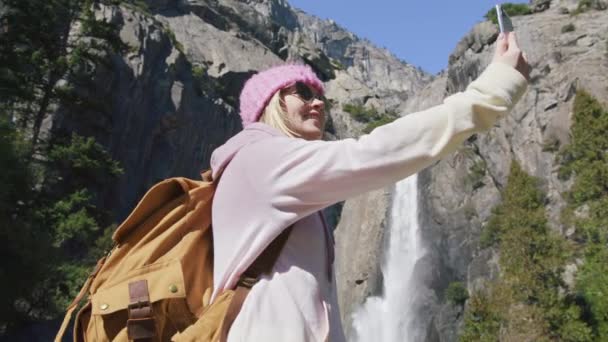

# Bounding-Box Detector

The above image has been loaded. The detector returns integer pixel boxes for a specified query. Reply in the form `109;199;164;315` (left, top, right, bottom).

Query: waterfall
351;174;425;342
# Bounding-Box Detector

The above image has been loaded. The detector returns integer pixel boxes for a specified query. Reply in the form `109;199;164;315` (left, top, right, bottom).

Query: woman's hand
492;32;530;81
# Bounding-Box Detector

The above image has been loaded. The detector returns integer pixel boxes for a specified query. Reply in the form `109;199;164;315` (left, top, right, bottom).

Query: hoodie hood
210;123;285;179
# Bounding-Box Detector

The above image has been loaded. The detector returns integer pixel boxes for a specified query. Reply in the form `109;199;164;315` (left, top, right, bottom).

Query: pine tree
0;0;127;332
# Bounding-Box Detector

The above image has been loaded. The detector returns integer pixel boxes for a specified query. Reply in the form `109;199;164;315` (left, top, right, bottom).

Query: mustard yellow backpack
55;171;291;342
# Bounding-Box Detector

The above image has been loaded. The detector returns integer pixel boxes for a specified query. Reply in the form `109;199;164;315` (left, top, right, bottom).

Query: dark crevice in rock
531;0;552;13
563;79;578;102
214;70;253;107
446;59;482;95
471;141;503;192
186;3;232;31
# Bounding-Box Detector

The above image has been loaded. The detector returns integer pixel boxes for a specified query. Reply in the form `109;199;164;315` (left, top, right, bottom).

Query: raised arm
237;61;526;218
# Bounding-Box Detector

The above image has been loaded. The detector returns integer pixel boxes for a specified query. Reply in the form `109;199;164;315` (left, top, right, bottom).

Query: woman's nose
311;98;325;109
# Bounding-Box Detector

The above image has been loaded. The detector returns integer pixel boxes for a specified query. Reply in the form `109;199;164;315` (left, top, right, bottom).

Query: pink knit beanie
238;64;324;126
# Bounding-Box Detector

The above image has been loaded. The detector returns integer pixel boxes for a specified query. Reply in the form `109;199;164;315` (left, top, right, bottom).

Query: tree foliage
559;90;608;340
462;161;591;341
463;90;608;341
446;281;469;306
341;103;400;134
0;0;125;333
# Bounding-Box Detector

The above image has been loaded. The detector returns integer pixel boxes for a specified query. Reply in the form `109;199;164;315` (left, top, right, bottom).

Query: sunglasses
286;82;326;104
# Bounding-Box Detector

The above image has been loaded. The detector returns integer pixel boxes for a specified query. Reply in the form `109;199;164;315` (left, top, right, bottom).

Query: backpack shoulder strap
240;225;293;282
208;163;294;341
219;225;294;342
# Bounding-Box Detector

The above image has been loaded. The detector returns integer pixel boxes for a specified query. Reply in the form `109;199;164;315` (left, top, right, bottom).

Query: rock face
54;2;243;219
54;0;432;219
49;0;608;341
333;188;391;335
414;2;608;340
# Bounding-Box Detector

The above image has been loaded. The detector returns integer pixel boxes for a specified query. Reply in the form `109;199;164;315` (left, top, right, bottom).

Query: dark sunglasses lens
295;82;314;101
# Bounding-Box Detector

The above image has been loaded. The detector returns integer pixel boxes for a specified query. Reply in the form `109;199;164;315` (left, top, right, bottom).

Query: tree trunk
30;73;56;155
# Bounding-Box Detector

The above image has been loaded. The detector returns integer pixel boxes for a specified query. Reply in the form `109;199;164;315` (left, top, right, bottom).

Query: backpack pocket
81;259;196;341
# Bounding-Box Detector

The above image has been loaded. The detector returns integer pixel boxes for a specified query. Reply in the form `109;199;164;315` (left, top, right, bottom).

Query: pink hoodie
209;63;527;342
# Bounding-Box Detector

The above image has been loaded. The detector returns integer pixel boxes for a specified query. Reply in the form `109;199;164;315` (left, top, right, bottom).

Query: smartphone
495;4;514;33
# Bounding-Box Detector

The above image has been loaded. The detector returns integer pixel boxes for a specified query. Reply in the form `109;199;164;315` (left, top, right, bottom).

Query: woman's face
281;82;326;141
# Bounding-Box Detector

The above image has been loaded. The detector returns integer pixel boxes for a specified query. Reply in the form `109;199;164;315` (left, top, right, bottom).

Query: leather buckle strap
128;300;153;316
127;317;155;341
235;275;258;289
127;280;155;340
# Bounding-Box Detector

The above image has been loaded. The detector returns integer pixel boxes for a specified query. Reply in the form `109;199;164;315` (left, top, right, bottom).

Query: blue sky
288;0;528;75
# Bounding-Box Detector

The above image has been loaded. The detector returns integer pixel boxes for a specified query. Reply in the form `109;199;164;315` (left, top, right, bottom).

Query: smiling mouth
308;110;322;117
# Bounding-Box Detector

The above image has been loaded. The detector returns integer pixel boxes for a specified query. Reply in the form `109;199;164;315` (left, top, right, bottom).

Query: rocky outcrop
53;3;242;219
414;2;608;340
334;189;391;336
295;10;432;139
51;0;431;220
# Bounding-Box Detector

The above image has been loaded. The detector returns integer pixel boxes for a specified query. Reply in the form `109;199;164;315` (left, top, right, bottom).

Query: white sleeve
238;63;527;214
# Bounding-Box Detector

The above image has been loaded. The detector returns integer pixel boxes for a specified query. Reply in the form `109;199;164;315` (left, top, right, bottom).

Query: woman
210;32;529;341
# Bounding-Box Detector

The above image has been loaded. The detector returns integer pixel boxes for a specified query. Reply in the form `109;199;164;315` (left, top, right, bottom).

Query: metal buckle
128;300;151;310
236;276;258;289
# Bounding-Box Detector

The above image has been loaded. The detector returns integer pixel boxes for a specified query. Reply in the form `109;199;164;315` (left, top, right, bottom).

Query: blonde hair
259;91;299;138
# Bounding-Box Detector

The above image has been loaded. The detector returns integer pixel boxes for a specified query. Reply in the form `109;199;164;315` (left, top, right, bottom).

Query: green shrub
460;290;503;342
572;0;608;14
192;65;206;79
118;0;152;15
330;59;345;71
163;27;184;53
466;159;486;190
485;3;532;24
463;202;477;220
362;114;397;134
342;103;378;123
558;90;608;200
479;218;500;248
542;136;561;152
446;282;469;305
561;23;576;33
577;248;608;339
342;103;399;133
